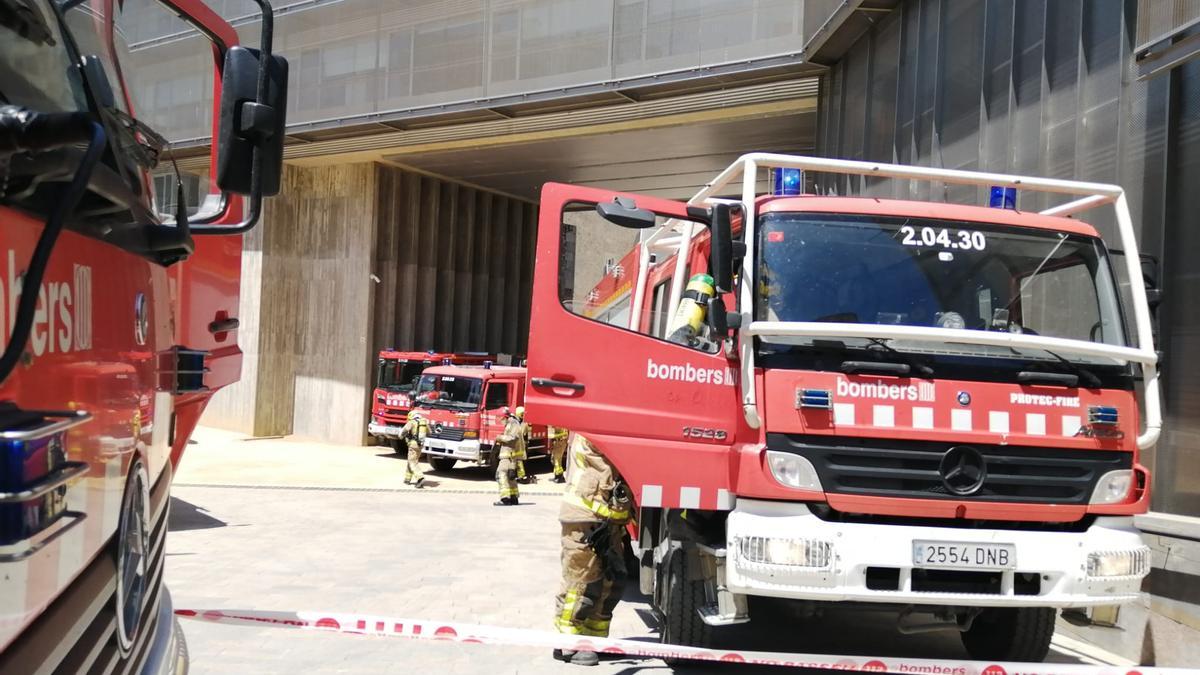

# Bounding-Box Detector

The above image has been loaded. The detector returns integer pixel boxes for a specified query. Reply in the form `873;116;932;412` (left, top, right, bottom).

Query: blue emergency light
772;167;803;196
989;186;1017;209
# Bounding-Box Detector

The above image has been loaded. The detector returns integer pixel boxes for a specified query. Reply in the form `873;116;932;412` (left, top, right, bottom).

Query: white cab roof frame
638;153;1160;450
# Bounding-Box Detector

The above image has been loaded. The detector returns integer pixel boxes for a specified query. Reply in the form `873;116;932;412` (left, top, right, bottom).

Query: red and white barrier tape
176;608;1176;675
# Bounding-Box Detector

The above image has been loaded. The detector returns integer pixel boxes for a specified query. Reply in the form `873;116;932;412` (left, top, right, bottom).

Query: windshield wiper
865;338;934;377
1016;348;1101;389
841;360;910;376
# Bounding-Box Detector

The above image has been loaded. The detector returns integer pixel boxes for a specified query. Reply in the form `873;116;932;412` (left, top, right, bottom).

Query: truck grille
0;463;173;674
767;433;1131;505
429;426;465;442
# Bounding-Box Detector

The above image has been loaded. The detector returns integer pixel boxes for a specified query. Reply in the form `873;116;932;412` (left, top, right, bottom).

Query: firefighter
548;425;569;483
494;406;527;506
399;411;428;488
515;406;534;483
553;434;632;667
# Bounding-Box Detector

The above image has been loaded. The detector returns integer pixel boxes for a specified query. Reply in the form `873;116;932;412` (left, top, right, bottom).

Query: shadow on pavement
168;496;227;532
606;595;985;674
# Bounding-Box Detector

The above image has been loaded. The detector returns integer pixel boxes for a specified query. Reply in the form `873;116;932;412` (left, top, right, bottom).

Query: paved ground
167;427;1127;674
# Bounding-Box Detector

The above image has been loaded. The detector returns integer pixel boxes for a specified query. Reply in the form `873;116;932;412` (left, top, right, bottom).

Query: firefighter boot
553;650;599;666
493;497;514;506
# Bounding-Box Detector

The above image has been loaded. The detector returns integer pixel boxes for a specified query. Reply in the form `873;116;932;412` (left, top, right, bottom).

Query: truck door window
650;279;671;338
62;0;223;219
0;0;83;113
560;202;712;349
484;382;510;409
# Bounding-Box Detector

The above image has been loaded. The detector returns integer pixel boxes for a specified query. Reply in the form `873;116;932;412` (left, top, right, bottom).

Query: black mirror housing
596;197;657;229
708;203;734;293
216;46;288;196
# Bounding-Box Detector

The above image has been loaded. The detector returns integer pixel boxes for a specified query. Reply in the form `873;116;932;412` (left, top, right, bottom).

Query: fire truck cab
525;154;1161;661
0;0;287;671
414;364;547;471
368;350;498;445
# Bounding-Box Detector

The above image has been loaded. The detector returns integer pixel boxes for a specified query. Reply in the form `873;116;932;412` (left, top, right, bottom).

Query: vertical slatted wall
371;165;538;361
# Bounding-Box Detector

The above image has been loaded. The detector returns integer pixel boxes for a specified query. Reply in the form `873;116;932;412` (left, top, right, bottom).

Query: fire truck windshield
415;374;483;410
755;212;1128;365
376;359;425;392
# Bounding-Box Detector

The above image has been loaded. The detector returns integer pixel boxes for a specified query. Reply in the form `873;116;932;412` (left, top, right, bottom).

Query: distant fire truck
0;0;287;671
413;364;547;471
526;154;1161;662
368;351;502;446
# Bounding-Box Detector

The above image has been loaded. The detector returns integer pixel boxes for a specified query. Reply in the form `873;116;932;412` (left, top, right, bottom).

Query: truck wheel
659;549;711;649
961;607;1055;662
429;457;457;472
389;439;404;455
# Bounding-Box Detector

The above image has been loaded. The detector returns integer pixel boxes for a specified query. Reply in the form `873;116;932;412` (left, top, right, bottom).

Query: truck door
480;379;513;446
526;183;740;511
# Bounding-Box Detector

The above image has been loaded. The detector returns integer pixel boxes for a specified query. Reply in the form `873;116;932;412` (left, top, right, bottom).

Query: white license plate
912;541;1016;570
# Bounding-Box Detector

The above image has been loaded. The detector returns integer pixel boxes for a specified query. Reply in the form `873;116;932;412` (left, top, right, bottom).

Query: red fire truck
368;350;498;446
526;154;1161;661
413;364;547;471
0;0;286;671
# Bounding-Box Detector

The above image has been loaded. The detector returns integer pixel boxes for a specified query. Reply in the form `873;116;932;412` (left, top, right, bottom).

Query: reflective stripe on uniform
580;618;610;637
553;618;581;634
563;493;629;522
559;590;579;624
499;486;519;498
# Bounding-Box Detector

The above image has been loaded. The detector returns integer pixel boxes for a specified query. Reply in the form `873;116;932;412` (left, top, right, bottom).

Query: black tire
961;607;1055;662
659;549;711;649
389;439;404;455
429;456;457;472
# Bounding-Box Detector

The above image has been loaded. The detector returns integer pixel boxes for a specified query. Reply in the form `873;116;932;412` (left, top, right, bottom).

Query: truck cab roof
758;195;1101;238
420;365;526;380
377;350;493;361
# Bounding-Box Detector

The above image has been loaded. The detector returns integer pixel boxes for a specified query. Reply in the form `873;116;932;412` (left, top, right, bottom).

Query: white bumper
422;437;484;461
726;499;1148;608
368;422;404;439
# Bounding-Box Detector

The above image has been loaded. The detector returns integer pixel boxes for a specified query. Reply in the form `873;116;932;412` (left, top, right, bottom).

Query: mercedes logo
939;446;987;496
115;460;150;654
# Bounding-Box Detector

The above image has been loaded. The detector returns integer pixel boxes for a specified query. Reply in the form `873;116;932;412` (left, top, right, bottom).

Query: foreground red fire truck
526;154;1161;661
413;364;547;471
368;350;497;445
0;0;287;671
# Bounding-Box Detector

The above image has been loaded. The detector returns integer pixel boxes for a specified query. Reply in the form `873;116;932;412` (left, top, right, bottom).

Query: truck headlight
1090;470;1133;505
766;451;822;491
736;536;832;568
1087;548;1150;578
464;430;478;439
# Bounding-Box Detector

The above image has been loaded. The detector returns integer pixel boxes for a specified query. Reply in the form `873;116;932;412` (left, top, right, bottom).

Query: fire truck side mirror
709;203;735;293
216;46;289;197
596;197;656;229
1140;254;1163;311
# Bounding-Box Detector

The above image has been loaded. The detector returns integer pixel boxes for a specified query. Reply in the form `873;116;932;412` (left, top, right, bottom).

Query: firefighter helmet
514;406;525;419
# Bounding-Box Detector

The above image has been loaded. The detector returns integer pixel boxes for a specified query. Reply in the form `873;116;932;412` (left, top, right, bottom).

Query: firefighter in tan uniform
548;425;569;483
494;406;527;506
553;434;632;666
399;411;428;488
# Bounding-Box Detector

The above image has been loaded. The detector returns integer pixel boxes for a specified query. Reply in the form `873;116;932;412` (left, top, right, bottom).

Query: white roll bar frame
635;153;1160;450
